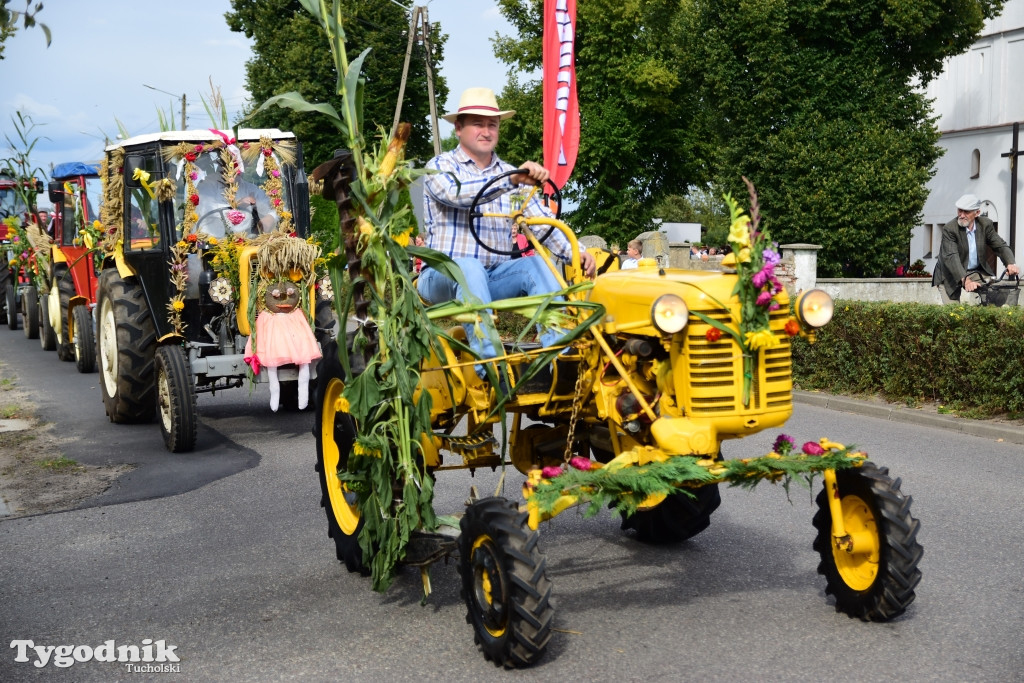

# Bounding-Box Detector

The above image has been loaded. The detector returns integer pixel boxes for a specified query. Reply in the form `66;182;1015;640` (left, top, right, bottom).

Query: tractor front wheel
39;293;56;350
54;266;75;361
4;282;17;331
313;339;367;575
459;496;554;668
155;345;197;452
22;285;39;339
97;269;156;423
73;304;96;373
812;461;922;621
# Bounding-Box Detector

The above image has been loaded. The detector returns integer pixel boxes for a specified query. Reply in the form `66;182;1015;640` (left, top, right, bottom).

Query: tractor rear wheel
54;266;75;361
22;285;39;339
155;345;197;452
5;282;17;330
812;461;922;621
39;293;56;350
97;269;157;423
459;496;554;668
620;484;722;543
313;339;367;575
73;304;96;373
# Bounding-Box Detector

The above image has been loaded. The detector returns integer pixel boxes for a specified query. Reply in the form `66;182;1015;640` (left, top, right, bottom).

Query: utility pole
143;84;187;130
393;5;441;155
1000;122;1021;254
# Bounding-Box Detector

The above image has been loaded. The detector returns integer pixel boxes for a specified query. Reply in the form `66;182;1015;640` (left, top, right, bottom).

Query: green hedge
792;300;1024;418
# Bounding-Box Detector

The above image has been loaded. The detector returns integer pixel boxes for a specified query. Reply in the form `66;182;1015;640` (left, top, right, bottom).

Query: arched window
971;149;980;179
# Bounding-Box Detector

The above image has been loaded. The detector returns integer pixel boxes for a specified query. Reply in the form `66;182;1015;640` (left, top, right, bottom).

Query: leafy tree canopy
492;0;1005;275
227;0;448;168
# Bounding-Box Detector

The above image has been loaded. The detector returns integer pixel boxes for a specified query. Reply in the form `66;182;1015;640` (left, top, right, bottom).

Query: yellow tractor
313;170;922;668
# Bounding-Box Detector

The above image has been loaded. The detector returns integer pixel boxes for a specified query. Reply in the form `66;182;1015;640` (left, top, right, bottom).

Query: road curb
793;390;1024;445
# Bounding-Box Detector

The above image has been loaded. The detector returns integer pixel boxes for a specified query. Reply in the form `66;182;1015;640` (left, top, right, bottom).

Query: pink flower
190;171;198;181
802;441;826;456
773;434;795;454
11;236;18;242
752;262;774;288
569;456;592;471
226;210;246;225
271;169;280;178
756;291;774;307
541;465;564;479
273;198;282;207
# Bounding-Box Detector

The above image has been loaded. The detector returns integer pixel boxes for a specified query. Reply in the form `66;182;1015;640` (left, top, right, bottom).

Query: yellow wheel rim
321;376;360;535
832;493;881;591
471;534;507;638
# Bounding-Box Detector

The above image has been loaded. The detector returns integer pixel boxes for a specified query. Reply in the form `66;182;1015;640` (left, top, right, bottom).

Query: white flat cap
955;194;981;212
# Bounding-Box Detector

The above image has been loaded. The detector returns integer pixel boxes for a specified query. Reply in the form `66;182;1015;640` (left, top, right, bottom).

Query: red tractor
0;171;45;331
44;162;103;371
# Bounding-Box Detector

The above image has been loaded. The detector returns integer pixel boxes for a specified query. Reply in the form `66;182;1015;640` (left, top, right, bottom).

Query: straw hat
441;87;515;124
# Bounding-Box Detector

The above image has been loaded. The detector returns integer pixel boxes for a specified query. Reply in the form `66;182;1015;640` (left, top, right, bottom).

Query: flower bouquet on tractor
290;0;923;669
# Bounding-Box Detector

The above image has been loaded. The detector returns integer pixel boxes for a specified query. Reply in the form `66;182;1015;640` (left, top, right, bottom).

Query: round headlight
796;289;834;328
651;294;688;334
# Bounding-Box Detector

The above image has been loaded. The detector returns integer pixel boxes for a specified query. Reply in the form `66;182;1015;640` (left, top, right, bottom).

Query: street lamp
143;84;187;130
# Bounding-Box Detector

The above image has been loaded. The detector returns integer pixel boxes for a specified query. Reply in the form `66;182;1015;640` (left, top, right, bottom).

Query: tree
493;0;707;248
0;0;50;59
226;0;448;168
690;0;1006;276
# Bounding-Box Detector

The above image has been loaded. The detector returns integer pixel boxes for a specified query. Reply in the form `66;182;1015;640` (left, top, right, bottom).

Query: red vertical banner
543;0;579;190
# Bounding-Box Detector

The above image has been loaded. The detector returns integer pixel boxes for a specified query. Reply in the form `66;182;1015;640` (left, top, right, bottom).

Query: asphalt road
1;325;1023;681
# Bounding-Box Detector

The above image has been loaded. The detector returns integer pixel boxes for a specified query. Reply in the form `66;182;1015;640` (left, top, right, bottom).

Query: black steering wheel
468;169;562;257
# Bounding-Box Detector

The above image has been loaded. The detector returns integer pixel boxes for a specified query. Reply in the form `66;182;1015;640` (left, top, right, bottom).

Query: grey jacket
931;215;1016;297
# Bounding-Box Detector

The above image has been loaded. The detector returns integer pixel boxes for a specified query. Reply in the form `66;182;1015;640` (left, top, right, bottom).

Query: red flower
189;193;199;206
194;144;204;152
186;233;198;243
263;148;272;157
705;327;722;342
784;318;800;337
802;441;826;456
184;152;197;162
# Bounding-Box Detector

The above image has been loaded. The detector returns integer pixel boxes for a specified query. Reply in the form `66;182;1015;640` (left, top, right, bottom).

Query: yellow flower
92;220;102;229
177;241;188;249
172;300;185;311
288;268;303;282
394;229;411;248
738;247;751;263
207;237;218;245
189;213;199;223
728;215;751;248
357;216;373;236
335;395;350;413
744;329;780;350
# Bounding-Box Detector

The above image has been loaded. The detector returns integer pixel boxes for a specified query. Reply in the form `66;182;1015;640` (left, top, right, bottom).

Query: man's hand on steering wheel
509;161;549;187
580;250;597;279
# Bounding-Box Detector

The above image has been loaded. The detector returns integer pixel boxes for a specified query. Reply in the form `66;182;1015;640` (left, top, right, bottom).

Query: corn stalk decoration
253;0;599;592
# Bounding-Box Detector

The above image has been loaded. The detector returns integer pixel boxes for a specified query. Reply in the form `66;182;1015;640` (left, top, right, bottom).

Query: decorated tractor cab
313;163;924;667
95;128;333;452
0;173;47;335
42;162;103;369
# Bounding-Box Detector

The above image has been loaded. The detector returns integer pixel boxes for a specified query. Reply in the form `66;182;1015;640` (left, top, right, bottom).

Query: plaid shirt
422;146;572;268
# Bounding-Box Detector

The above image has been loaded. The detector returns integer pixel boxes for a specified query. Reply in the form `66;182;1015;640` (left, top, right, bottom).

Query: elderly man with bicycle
932;193;1020;304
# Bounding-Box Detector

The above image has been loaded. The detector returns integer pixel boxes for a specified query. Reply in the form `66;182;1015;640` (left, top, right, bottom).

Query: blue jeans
417;255;565;376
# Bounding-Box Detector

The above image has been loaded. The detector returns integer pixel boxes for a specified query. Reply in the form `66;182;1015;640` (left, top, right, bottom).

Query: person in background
932;193;1019;304
620;239;642;269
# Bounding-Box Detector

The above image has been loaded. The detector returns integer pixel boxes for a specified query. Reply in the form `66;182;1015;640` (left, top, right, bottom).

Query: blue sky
0;0;513;206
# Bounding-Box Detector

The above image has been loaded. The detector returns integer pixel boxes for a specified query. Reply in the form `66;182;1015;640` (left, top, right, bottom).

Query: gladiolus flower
802;441;826;456
755;291;774;307
728;215;751;248
738;248;751;263
705;327;722;342
744;329;780;350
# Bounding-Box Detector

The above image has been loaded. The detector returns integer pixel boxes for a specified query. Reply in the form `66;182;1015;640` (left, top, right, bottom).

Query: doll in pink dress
244;280;322;411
